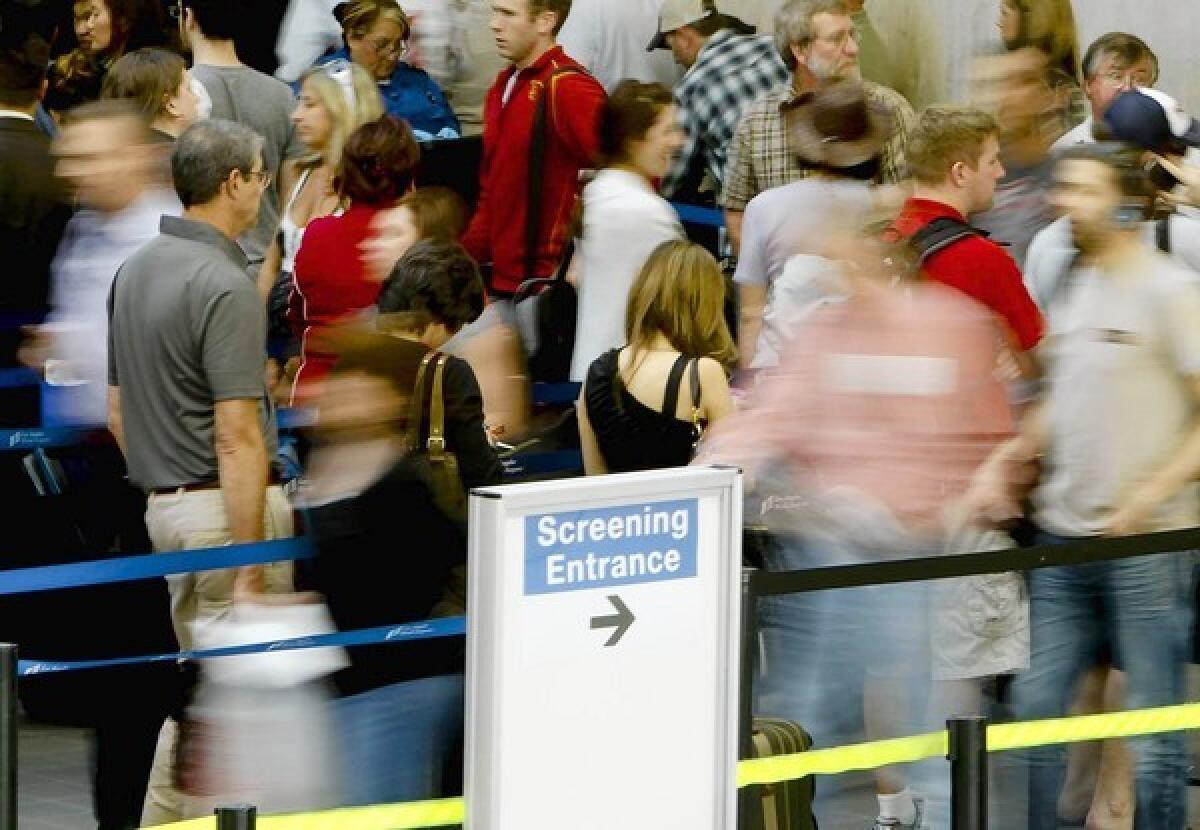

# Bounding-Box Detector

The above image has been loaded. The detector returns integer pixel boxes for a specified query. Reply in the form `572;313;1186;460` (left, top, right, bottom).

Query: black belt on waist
151;473;281;496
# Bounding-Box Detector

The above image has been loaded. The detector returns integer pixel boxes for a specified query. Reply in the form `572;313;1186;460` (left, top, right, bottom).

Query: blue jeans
333;673;464;806
1011;532;1194;830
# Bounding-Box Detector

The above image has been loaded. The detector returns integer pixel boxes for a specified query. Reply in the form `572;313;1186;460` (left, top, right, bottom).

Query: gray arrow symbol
590;594;635;647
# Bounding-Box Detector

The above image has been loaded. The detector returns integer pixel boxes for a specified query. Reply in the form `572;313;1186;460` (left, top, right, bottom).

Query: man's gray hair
172;119;265;208
774;0;850;71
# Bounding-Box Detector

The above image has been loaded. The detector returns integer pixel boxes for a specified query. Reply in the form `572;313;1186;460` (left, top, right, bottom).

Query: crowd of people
4;0;1200;827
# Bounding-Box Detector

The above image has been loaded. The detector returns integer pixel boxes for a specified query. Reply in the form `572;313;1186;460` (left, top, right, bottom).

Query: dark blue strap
18;616;466;675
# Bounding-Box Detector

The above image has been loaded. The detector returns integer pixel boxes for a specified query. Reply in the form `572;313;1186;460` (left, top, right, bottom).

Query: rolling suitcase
751;717;817;830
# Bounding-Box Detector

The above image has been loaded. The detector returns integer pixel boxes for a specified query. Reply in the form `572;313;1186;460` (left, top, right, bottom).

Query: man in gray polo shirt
107;118;292;649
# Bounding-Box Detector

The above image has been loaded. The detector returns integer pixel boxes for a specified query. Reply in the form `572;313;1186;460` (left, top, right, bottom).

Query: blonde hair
1005;0;1081;85
297;62;383;170
907;106;998;186
625;240;737;370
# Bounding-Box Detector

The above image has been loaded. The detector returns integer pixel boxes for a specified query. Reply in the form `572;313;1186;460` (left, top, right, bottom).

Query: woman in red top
290;115;420;404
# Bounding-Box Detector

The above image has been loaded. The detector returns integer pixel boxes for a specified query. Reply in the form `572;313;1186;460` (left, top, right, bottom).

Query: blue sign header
524;498;698;595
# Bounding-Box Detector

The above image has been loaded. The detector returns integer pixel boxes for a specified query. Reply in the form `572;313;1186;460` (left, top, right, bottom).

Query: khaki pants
141;485;294;826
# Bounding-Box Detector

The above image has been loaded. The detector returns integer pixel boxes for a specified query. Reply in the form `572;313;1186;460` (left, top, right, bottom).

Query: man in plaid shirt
649;0;789;200
722;0;915;248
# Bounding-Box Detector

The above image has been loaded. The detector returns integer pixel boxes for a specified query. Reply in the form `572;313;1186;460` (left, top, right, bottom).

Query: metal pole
0;644;16;830
737;568;763;829
948;715;988;830
215;804;257;830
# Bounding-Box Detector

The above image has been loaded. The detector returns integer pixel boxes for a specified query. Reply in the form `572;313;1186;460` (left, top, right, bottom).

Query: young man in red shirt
459;0;605;438
885;106;1044;369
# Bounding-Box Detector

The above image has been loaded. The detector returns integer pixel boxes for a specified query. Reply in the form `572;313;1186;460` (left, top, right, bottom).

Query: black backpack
512;68;583;383
878;215;985;280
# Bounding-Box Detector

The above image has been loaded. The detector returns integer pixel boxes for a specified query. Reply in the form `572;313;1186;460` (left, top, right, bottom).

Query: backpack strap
661;353;690;416
908;216;984;266
524;67;582;283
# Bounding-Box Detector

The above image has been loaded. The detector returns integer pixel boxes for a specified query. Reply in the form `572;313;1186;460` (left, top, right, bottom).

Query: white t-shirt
1051;116;1095;153
1025;215;1200;311
570;169;683;381
557;0;678;92
1034;252;1200;537
734;178;874;368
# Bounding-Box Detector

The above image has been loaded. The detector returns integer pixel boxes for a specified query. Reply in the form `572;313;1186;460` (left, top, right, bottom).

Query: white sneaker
872;794;925;829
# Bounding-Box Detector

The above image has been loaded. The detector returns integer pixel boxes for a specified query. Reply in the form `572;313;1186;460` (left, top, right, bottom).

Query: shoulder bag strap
1157;217;1171;254
407;351;438;451
428;354;449;462
525;68;580;282
661;353;689;416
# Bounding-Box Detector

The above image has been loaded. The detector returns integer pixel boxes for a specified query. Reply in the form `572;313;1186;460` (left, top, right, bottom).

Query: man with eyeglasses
107;119;293;824
180;0;305;277
720;0;913;251
1052;32;1158;151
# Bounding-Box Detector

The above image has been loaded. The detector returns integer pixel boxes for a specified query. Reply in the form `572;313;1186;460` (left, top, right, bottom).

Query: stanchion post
948;715;988;830
737;568;763;829
216;804;257;830
0;643;16;830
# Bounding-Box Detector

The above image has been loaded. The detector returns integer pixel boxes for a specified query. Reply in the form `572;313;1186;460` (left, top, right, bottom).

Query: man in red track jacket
462;0;606;296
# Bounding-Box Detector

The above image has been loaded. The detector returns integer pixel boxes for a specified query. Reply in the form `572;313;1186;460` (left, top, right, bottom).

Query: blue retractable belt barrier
18;616;466;676
672;203;725;228
0;537;314;596
501;449;583;477
0;426;94;451
277;407;317;430
0;368;39;390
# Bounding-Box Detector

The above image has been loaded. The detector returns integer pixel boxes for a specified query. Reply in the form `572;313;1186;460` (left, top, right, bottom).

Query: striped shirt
661;31;790;199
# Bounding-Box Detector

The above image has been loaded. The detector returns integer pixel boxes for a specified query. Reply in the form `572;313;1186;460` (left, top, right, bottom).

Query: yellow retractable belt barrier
151;702;1200;829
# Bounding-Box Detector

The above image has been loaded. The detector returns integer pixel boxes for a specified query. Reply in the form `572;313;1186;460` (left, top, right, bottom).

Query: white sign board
465;466;742;830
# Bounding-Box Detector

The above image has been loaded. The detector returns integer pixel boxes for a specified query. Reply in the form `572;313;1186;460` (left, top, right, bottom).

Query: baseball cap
647;0;716;51
1103;87;1200;155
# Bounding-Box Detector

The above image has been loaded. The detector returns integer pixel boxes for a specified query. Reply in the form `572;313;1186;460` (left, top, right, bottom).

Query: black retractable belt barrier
216;804;257;830
0;644;13;830
737;569;764;829
948;716;988;830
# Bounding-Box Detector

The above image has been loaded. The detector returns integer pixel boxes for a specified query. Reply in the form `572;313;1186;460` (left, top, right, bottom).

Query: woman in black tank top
577;240;737;474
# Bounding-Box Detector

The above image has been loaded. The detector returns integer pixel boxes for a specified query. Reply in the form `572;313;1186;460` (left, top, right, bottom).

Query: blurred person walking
701;229;1017;830
181;0;306;273
577;240;735;474
107;119;293;823
460;0;604;437
996;0;1084;129
360;186;467;283
649;0;789;202
734;77;891;369
0;25;70;373
289;114;420;404
968;143;1200;830
569;80;685;381
721;0;913;250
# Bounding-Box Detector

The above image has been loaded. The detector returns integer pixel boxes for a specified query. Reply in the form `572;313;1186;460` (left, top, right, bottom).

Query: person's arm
978;245;1045;374
720;115;758;250
737;283;768;369
445;356;503;489
107;385;125;455
697;358;735;426
962;400;1049;526
576;380;608;476
215;398;269;597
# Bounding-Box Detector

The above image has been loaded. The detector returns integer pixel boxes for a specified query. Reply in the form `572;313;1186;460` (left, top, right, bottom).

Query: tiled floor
17;717;92;830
